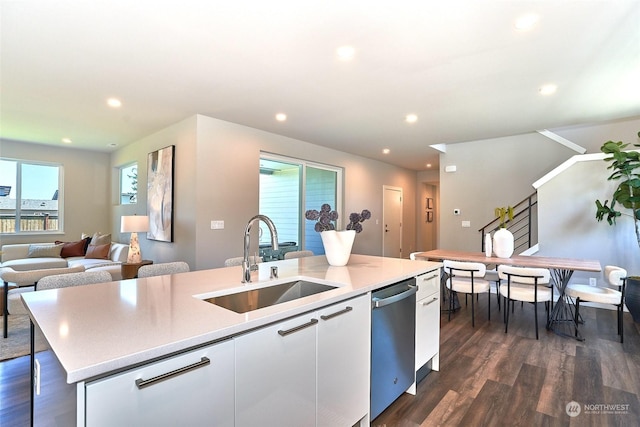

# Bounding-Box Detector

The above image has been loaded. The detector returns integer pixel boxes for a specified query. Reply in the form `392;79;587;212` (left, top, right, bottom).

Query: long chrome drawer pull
135;357;210;389
421;297;439;306
278;318;318;336
422;274;438;281
320;306;353;321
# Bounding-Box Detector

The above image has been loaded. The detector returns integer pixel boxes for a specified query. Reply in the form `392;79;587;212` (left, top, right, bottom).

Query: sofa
1;236;129;281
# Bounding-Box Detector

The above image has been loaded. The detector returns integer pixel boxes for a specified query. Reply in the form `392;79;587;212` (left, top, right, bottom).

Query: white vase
493;228;514;258
485;233;492;257
320;230;356;266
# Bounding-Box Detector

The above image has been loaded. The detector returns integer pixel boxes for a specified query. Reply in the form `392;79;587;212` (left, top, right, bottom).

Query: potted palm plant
595;132;640;322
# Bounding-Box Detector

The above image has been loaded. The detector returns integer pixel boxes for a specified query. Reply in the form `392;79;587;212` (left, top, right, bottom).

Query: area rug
0;314;41;361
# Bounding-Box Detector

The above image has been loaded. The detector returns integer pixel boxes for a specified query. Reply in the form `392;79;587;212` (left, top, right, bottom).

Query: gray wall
437;115;640;280
192;115;417;269
110;116;198;267
536;119;640;282
0;139;111;246
438;132;575;251
109;114;418;270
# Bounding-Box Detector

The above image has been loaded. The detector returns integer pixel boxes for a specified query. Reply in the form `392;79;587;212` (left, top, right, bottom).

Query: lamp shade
121;215;150;233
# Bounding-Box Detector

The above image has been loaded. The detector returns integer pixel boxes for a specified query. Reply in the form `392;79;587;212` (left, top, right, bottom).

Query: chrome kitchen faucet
242;215;278;283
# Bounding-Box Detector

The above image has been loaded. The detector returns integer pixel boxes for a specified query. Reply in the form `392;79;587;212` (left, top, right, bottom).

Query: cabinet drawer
85;339;235;427
416;270;440;300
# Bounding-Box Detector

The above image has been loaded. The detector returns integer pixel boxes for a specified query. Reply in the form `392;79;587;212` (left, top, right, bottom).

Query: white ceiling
1;1;639;170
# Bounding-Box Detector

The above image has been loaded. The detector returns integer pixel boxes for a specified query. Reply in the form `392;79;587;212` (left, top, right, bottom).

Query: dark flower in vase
305;204;370;233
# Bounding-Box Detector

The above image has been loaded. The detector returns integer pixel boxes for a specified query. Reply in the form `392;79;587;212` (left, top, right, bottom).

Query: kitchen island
22;254;441;426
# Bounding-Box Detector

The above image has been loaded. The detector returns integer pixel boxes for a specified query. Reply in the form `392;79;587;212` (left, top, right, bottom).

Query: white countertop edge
23;255;442;383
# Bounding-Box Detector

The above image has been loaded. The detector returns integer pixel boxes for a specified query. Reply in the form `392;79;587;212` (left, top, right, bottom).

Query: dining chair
443;260;491;327
284;250;314;259
485;268;502;310
138;261;190;278
36;270;113;291
565;265;626;343
497;265;552;339
224;256;262;267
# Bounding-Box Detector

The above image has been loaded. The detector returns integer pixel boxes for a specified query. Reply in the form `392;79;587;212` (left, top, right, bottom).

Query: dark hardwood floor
374;295;640;426
1;294;639;427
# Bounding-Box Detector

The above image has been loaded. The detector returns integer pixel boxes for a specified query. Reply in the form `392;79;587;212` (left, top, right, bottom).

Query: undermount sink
203;280;337;313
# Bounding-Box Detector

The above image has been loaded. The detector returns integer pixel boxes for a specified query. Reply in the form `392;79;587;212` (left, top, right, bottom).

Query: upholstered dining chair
497;265;552;340
2;265;85;338
137;261;190;278
565;265;626;343
443;260;491;327
36;270;113;291
283;250;314;259
14;271;113;314
224;256;262;267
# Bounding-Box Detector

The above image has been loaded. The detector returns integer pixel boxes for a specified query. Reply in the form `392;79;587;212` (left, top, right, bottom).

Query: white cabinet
408;269;440;395
84;339;235;427
317;294;370;427
235;312;318;426
235;293;370;427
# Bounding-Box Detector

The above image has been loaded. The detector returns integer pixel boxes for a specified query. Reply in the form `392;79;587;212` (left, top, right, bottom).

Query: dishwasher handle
372;284;417;308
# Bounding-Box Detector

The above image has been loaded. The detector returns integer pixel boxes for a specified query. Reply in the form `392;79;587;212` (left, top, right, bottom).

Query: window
0;158;62;233
259;154;342;259
120;163;138;204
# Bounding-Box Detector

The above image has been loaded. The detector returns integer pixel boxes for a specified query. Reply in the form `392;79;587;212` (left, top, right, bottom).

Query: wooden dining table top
415;249;602;273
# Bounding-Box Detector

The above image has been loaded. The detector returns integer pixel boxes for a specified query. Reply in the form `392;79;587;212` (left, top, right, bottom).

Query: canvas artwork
147;145;174;242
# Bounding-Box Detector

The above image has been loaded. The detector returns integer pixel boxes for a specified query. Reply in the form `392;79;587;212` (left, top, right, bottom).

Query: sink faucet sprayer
242;215;278;283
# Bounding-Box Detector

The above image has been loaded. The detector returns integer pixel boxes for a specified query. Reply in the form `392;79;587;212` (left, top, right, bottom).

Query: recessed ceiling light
107;98;122;108
61;137;72;144
426;163;432;168
515;14;539;31
539;84;557;95
382;148;390;154
336;46;355;61
275;113;287;122
405;114;418;123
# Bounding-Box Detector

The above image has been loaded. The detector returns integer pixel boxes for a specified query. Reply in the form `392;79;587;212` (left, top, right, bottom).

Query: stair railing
479;192;538;256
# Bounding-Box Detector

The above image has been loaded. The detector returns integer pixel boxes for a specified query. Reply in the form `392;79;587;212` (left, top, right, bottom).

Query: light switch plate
462;221;471;228
211;220;224;230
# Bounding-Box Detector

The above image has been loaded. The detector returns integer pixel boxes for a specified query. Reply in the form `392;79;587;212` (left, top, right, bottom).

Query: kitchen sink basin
203;280;337;313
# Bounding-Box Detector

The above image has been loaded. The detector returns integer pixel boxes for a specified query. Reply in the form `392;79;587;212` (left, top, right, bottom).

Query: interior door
383;186;402;258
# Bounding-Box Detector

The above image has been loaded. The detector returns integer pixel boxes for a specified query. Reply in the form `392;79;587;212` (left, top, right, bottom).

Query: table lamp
121;215;150;263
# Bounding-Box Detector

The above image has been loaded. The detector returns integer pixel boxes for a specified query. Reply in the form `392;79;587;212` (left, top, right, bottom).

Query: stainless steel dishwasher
370;277;417;420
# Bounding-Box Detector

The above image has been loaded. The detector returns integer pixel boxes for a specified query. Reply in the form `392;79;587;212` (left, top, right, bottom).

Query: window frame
119;162;139;205
259;152;343;253
0;157;64;235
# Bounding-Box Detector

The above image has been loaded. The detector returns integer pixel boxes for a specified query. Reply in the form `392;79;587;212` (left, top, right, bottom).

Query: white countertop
21;254;440;383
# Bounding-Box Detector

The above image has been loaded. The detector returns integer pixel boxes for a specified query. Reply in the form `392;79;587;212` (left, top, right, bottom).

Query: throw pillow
54;239;90;258
90;232;112;246
27;244;63;258
85;243;112;260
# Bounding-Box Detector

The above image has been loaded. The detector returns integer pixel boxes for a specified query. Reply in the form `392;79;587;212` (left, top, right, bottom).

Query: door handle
372;285;417;308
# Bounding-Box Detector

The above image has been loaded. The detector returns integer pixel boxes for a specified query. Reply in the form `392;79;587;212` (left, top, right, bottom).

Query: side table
121;260;153;280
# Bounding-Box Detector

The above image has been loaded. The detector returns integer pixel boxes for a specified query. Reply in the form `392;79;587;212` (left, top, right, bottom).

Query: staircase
479;192;538;255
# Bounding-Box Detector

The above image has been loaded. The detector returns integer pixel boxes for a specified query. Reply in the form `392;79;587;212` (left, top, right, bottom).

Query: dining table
415;249;602;340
